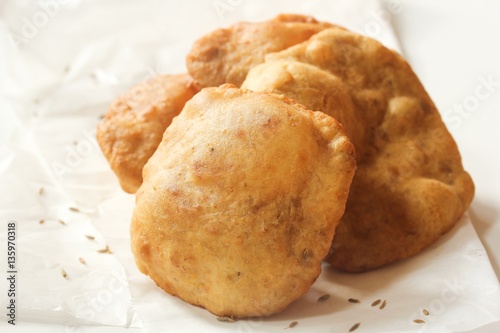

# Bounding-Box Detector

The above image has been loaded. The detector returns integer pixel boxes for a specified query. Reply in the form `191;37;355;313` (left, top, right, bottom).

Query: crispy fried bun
249;27;474;272
97;74;198;193
186;14;334;88
130;85;356;317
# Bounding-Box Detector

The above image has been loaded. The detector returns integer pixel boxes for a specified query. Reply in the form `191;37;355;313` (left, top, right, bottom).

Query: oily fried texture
242;60;366;156
263;27;474;272
97;74;198;193
186;14;334;88
130;85;356;317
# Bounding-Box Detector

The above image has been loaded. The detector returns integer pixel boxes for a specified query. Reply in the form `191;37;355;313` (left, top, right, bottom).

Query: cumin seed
423;309;430;316
379;299;387;309
302;248;310;260
97;245;111;253
414;319;426;324
61;268;67;278
69;207;80;212
371;299;381;307
79;257;86;265
317;294;330;302
85;235;95;240
348;298;360;303
349;322;361;332
285;321;298;329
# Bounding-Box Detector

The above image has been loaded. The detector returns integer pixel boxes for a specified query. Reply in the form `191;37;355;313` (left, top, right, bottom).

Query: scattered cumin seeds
38;187;44;195
379;299;387;309
79;257;86;265
348;298;360;303
285;321;298;329
216;316;236;323
317;294;330;302
39;219;45;224
371;299;381;307
414;319;426;324
85;234;95;240
59;219;66;226
349;322;361;332
61;268;67;278
69;207;80;212
423;309;430;316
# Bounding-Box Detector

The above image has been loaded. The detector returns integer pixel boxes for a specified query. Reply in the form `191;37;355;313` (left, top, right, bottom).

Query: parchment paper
0;0;499;332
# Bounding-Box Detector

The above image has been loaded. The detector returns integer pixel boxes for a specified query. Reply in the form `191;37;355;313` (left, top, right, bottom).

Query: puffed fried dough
265;27;475;272
186;14;334;88
130;85;356;317
97;73;198;193
242;60;366;156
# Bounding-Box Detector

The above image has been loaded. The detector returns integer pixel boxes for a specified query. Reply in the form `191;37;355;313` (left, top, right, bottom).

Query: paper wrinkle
0;0;499;332
0;113;143;329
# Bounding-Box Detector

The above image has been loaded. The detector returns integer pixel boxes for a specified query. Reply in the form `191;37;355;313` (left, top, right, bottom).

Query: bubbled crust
130;85;356;317
96;74;198;193
242;60;366;156
186;14;334;88
263;27;474;272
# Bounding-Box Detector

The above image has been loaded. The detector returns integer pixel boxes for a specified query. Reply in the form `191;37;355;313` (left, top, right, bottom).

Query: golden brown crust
242;60;366;156
130;85;356;317
186;14;335;88
252;27;475;272
96;74;198;193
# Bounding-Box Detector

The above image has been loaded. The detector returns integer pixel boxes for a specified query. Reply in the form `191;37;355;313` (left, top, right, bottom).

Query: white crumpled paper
0;0;499;332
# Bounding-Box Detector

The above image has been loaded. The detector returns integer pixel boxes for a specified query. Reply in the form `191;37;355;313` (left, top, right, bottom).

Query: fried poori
186;14;334;88
97;73;198;193
242;60;366;156
130;85;356;317
250;27;475;272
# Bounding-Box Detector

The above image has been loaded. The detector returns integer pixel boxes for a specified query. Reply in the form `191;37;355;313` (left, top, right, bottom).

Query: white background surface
0;0;499;332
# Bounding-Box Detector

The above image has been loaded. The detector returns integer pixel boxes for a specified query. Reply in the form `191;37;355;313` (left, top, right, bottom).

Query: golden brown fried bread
186;14;334;88
242;60;365;156
262;27;474;272
97;74;198;193
130;85;356;317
